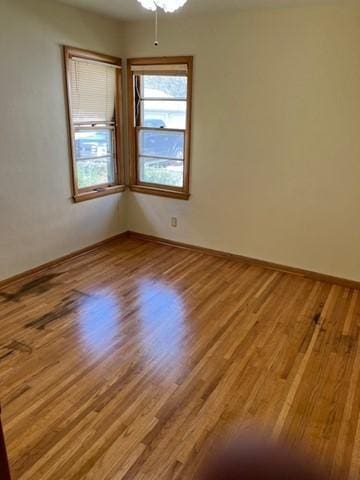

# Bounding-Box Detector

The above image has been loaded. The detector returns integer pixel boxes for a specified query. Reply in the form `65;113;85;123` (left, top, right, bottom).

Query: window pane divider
74;123;115;128
76;155;115;161
140;97;187;102
136;126;186;134
140;154;184;161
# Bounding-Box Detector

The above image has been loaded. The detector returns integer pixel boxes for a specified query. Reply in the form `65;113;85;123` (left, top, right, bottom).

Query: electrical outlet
171;217;178;228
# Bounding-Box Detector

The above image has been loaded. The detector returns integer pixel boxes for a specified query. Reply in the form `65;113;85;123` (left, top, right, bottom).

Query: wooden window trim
127;56;193;200
64;46;125;202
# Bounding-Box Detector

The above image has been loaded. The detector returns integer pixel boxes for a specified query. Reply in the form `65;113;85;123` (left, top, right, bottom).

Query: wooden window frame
64;46;125;203
127;56;193;200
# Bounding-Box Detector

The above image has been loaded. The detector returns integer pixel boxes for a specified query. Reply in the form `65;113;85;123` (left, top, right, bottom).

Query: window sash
136;123;186;187
74;127;117;191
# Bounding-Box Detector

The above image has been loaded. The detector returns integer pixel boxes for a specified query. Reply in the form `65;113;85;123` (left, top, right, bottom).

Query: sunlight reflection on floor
135;279;188;376
76;290;123;359
75;279;189;377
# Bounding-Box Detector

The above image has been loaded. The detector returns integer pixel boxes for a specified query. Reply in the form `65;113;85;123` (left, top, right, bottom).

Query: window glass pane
142;75;187;99
139;157;184;188
75;129;113;159
142;100;186;129
139;130;184;160
76;157;115;189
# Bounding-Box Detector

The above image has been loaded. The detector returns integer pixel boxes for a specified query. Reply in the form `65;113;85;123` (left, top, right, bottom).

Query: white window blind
69;58;117;125
131;64;188;73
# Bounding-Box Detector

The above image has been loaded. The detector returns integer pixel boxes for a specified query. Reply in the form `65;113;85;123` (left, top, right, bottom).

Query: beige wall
2;1;360;283
0;0;127;281
124;4;360;281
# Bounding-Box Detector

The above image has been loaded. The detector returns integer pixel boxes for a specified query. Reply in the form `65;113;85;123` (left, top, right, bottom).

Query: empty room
0;0;359;478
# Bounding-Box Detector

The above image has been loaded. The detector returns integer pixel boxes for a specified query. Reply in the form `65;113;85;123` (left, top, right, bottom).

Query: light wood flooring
0;237;359;479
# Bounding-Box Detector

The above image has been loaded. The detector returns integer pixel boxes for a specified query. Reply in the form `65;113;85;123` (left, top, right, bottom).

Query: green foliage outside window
77;160;112;189
141;166;183;188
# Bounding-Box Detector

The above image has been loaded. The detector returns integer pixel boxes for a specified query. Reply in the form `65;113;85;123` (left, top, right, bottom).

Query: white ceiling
57;0;343;21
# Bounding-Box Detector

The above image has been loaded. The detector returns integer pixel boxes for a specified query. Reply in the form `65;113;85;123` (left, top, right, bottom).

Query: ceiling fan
137;0;188;13
137;0;189;45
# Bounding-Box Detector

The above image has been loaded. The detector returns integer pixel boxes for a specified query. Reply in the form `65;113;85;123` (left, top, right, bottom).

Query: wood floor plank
0;237;359;479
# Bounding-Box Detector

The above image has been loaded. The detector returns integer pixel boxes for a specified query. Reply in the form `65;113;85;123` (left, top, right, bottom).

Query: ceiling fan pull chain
154;7;159;46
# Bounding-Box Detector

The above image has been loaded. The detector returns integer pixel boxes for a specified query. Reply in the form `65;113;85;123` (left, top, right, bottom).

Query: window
127;57;193;200
64;47;125;202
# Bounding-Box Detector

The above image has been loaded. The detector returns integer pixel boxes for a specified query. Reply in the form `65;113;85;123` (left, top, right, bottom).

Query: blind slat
69;59;117;124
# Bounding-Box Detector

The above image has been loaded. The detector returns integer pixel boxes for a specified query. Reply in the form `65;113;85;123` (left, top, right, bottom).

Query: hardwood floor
0;237;359;479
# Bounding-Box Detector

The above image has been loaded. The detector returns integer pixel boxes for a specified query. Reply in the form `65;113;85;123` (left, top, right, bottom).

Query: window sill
130;185;190;200
73;185;126;203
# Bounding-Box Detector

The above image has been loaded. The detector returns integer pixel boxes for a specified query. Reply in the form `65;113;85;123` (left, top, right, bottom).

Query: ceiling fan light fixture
137;0;188;13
